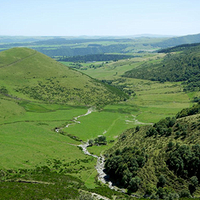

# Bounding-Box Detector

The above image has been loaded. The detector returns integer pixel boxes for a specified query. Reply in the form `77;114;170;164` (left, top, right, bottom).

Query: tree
156;187;166;199
94;135;107;145
167;141;174;150
88;139;94;146
136;126;140;132
189;176;199;195
167;192;179;200
128;176;141;192
190;176;199;186
157;175;167;188
179;189;191;198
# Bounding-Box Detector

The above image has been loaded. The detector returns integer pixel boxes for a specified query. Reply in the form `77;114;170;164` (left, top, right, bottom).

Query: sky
0;0;200;37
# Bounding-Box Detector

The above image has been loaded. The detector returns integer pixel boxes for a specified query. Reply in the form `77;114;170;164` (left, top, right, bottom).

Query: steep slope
0;48;127;106
105;103;200;198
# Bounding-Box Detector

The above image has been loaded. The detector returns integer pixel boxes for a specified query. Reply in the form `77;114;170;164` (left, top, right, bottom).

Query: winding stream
60;108;125;193
61;108;112;186
78;141;126;193
57;108;148;194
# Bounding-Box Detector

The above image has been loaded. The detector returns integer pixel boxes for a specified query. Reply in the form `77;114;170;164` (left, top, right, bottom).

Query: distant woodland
123;43;200;91
59;54;134;62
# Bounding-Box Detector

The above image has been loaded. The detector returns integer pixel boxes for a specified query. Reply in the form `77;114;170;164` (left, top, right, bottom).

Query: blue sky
1;0;200;36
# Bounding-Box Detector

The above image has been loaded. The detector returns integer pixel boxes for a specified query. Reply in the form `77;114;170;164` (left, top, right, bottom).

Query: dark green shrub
179;189;191;198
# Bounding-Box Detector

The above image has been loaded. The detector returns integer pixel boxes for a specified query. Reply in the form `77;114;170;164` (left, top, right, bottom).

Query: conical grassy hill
0;48;127;106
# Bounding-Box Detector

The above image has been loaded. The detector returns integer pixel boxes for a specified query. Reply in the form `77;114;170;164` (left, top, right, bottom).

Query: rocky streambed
56;108;128;194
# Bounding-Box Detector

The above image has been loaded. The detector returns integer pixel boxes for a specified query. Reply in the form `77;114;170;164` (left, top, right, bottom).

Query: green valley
0;35;200;200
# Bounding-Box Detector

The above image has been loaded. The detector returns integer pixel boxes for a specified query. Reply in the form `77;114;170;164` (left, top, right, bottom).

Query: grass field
64;104;140;151
0;100;88;168
61;53;164;79
0;98;103;188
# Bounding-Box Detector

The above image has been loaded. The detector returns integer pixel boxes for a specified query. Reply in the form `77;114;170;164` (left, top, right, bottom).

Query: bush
136;126;140;132
145;184;157;196
94;136;107;145
157;175;167;188
190;176;199;186
128;176;141;192
179;189;191;198
166;192;179;200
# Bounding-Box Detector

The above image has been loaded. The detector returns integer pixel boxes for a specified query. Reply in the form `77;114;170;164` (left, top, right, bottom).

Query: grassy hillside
0;47;127;106
123;43;200;92
105;103;200;198
153;33;200;48
157;42;200;53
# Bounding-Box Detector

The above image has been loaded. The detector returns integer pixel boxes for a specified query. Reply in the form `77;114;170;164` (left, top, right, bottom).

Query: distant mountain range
0;33;200;58
0;34;174;43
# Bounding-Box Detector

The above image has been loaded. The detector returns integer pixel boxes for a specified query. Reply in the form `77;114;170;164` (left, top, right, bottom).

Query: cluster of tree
32;44;129;57
0;86;8;94
123;44;200;91
176;102;200;119
105;146;148;192
193;96;200;102
101;79;135;96
167;144;200;194
146;117;176;137
59;54;134;62
183;78;200;92
34;38;132;45
65;63;104;70
15;78;128;107
88;136;107;146
158;42;200;53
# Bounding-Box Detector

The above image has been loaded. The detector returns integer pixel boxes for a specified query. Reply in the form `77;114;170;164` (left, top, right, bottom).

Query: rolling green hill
157;42;200;53
0;47;127;106
105;103;200;198
153;33;200;48
123;43;200;92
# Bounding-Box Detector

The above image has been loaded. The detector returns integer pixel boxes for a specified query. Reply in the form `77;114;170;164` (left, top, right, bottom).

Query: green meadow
0;100;87;169
64;105;139;145
0;98;102;189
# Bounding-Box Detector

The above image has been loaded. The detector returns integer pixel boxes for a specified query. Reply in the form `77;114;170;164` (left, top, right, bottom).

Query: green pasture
0;99;102;188
72;54;164;80
0;100;88;167
0;122;85;168
65;106;139;142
